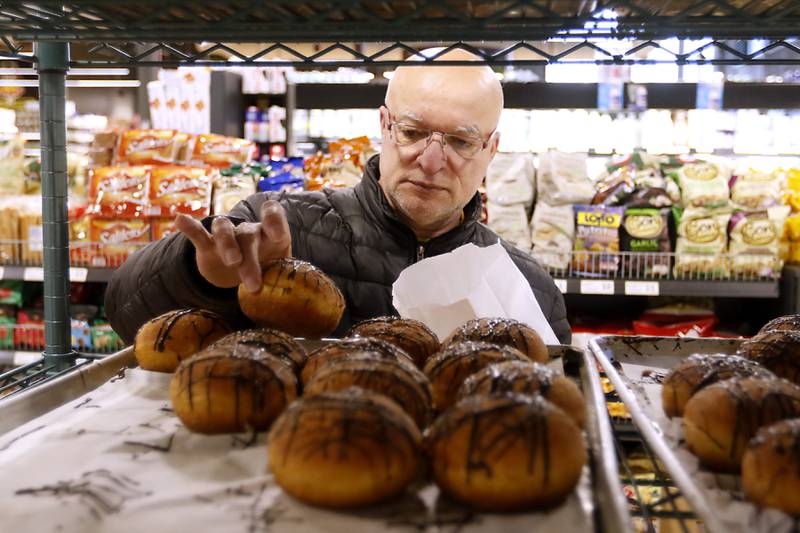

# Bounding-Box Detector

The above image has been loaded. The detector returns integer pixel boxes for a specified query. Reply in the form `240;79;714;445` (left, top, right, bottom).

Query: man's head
379;50;503;240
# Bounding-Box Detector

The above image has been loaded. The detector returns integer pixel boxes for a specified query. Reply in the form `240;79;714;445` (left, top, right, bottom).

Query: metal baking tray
588;335;778;533
0;342;631;533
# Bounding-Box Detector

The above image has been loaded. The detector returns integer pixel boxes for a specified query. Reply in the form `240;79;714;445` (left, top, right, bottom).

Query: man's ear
488;131;500;159
379;106;389;131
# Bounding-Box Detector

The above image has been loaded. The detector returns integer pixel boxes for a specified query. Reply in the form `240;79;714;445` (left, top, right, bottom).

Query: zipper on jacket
416;244;425;262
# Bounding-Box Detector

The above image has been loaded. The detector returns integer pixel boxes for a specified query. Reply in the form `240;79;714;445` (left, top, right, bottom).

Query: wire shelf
0;239;149;269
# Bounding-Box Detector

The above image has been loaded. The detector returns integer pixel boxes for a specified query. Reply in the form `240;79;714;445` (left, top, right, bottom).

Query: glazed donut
738;330;800;385
267;388;422;508
742;419;800;515
423;341;527;411
134;309;232;373
237;258;345;338
661;354;774;418
758;314;800;335
348;316;440;367
170;346;298;434
425;393;586;511
304;357;432;428
300;337;415;386
683;377;800;472
210;328;307;373
443;318;548;364
457;360;586;428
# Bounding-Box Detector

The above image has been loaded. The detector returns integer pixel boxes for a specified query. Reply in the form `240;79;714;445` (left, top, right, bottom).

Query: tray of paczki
0;258;629;533
589;316;800;533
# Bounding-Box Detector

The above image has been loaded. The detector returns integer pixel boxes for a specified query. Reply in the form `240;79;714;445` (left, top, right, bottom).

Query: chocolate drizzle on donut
210;329;307;372
426;394;555;483
151;309;228;352
759;314;800;335
348;317;439;365
269;389;421;476
302;338;416;384
738;330;800;384
459;361;556;399
444;318;545;362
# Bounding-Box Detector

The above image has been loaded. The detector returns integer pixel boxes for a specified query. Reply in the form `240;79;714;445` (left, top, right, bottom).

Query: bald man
105;53;570;344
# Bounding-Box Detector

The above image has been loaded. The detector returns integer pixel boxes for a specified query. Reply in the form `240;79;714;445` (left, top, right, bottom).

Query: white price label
625;281;660;296
0;266;4;279
580;280;615;295
13;351;41;366
23;267;44;281
69;267;88;282
554;279;567;293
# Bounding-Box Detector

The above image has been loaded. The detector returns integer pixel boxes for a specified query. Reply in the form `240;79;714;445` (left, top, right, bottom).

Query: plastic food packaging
728;206;790;278
485;152;535;206
537;151;595;206
675;159;731;209
674;207;731;277
730;168;781;211
257;157;304;193
190;133;255;168
89;219;151;267
88;166;150;218
147;166;213;218
116;129;180;165
486;202;532;251
530;201;574;270
621;207;671;276
151;218;179;241
572;205;623;275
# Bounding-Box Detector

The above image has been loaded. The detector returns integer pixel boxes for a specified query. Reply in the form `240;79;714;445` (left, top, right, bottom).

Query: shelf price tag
554;279;567;294
23;267;44;281
69;267;88;282
0;266;4;279
625;281;660;296
13;351;41;366
580;280;615;295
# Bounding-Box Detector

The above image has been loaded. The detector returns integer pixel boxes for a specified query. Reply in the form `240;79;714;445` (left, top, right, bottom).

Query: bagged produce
675;159;731;209
674;207;731;278
572;205;623;275
89;166;149;218
728;206;789;278
537;151;594;206
530;201;574;270
485;152;535;206
147;165;213;218
486;202;531;251
621;207;671;276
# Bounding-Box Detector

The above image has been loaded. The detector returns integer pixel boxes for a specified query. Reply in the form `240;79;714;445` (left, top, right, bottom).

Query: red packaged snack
14;309;45;351
151;218;179;241
191;134;255;168
88;166;150;218
117;129;179;165
147;165;212;218
89;219;151;267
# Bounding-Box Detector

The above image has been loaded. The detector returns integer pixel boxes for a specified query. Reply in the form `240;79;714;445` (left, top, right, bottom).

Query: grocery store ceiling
0;1;798;66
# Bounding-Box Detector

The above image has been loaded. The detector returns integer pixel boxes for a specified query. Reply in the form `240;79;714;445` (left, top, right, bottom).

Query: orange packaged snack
88;166;150;218
148;165;212;218
190;134;255;168
89;218;151;267
151;218;179;241
117;129;179;165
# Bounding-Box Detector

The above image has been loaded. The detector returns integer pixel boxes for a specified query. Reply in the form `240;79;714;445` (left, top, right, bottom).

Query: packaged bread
147;165;212;218
674;207;731;278
190;134;255;168
88;166;149;218
89;218;150;267
530;201;574;270
730;168;781;211
728;206;789;277
572;205;623;274
675;160;731;209
621;207;671;276
117;129;180;165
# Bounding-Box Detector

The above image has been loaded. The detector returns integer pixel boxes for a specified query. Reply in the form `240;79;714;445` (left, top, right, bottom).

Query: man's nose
417;133;446;174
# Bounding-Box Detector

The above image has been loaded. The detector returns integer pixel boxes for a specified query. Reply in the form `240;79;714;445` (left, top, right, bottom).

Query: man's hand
175;200;292;293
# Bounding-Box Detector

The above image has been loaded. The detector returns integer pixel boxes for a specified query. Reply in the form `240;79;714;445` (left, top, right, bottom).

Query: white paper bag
392;242;559;344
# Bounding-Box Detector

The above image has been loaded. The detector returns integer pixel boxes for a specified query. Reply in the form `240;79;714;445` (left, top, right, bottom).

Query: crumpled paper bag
392;242;559;344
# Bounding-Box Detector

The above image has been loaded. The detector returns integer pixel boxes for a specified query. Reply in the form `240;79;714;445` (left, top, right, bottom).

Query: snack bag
89;218;151;267
530;202;574;271
0;308;14;350
572;205;623;275
676;160;731;209
621;208;671;277
117;129;179;165
485;153;535;207
151;218;179;241
148;165;212;218
0;135;25;194
784;168;800;212
88;166;149;218
92;320;125;352
730;168;781;211
14;309;44;350
487;203;531;251
728;206;789;278
674;207;731;278
538;151;594;206
191;134;255;168
257;157;304;194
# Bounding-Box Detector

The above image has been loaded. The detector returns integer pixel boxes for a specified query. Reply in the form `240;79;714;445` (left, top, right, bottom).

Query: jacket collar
355;154;483;249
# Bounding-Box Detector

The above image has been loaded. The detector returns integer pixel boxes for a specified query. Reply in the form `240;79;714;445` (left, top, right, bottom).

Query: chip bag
728;206;789;278
117;129;179;165
674;207;731;278
572;205;623;275
88;166;150;218
730;168;781;211
675;160;731;209
191;134;255;168
89;218;151;267
148;165;212;218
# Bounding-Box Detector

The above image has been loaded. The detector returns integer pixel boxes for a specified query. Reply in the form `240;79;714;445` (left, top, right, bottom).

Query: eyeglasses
384;108;493;160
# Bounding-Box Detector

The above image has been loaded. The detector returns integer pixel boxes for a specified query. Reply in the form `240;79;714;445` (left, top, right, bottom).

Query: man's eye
448;136;478;150
397;126;428;142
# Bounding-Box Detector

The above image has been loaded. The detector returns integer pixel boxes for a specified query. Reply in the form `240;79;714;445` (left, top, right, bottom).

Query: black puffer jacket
106;155;570;344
